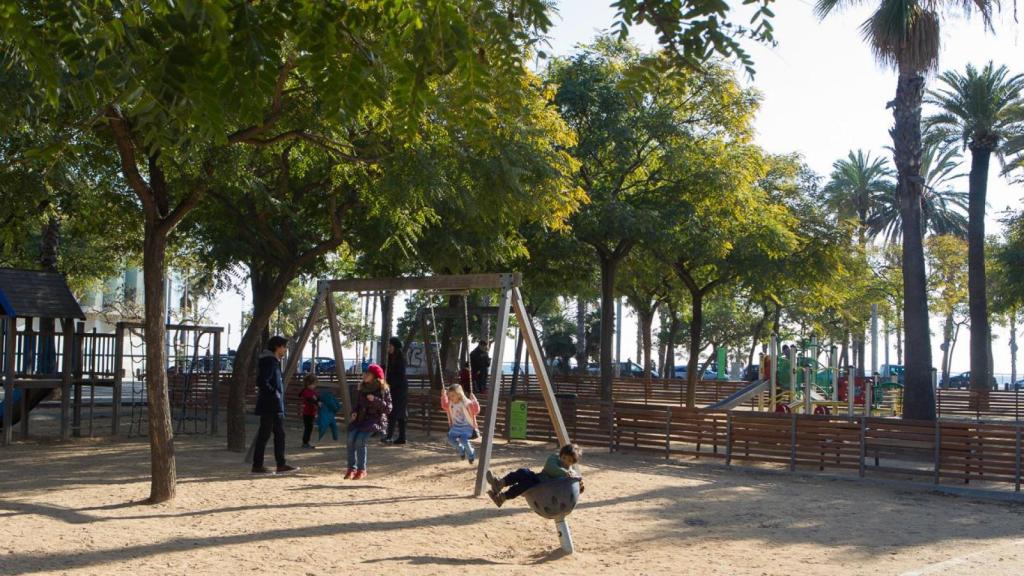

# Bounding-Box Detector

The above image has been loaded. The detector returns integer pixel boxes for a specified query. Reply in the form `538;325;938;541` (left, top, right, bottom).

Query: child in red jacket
299;373;319;449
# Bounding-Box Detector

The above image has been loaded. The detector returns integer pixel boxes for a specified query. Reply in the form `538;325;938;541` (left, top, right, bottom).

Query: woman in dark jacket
384;336;409;445
344;364;392;480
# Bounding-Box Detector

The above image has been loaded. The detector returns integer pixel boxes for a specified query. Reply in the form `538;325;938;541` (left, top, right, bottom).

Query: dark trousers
502;468;541;499
253;413;286;469
386;417;407;442
302;415;314;445
474;376;487;394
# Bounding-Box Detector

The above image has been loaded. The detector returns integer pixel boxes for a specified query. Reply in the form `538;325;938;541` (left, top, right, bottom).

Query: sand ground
1;427;1024;576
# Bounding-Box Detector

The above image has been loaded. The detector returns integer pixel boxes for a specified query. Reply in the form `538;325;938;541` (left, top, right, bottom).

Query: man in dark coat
470;339;491;394
384;337;408;445
252;335;299;474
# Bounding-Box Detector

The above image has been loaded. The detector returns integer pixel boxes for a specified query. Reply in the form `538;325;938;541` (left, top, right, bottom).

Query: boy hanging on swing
486;444;585;507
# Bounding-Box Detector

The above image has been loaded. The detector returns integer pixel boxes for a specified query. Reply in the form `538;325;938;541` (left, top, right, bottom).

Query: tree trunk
1011;309;1018;387
968;147;993;394
639;308;654;378
379;291;394;364
226;266;291;451
142;229;176;503
747;308;768;367
685;291;704;408
855;332;866;378
576;297;587;374
599;257;618;401
892;71;935;420
941;313;953;387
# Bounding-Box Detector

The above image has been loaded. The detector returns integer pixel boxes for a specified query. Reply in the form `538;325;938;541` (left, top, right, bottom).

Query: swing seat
523;477;581;521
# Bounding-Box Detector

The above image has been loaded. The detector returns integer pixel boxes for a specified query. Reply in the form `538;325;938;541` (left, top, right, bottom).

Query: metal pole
804;366;812;414
769;334;778;412
870;303;879;381
830;345;839;403
475;285;513;497
847;365;855;417
615;297;622;374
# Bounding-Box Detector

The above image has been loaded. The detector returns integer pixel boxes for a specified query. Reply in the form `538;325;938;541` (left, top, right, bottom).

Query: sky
204;1;1024;379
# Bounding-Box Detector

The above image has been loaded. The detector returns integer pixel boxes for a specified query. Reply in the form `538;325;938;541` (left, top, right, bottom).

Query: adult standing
252;335;299;474
384;337;408;445
470;339;491;394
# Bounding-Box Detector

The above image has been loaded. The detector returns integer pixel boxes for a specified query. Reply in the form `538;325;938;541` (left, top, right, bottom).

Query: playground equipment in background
755;334;902;417
0;269;83;445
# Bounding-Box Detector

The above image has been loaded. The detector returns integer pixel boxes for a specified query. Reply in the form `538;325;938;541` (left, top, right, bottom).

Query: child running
299;373;319;449
485;444;584;507
440;384;480;464
344;364;392;480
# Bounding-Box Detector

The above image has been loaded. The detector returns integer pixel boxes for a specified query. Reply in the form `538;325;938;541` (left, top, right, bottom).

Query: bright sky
205;1;1024;379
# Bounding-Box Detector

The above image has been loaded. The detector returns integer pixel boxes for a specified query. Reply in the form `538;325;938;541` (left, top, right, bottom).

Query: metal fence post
1016;424;1021;493
934;419;941;485
665;406;672;459
789;413;798;472
726;411;733;466
859;416;867;478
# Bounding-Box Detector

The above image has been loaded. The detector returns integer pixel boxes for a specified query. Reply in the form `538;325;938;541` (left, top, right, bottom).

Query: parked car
616;361;659;378
945;371;998;389
879;364;905;385
672;365;717;380
1013;379;1024;391
300;357;336;374
167;353;234;375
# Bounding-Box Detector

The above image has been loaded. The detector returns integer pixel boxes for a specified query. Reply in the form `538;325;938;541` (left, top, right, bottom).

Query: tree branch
103;105;155;215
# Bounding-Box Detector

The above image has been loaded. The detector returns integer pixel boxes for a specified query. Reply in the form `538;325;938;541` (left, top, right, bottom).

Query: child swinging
440;384;480;464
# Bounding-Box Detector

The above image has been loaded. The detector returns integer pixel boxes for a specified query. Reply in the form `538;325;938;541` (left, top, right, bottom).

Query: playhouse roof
0;268;85;320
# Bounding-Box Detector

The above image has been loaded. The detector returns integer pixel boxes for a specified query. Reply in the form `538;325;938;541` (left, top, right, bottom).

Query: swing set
269;273;581;552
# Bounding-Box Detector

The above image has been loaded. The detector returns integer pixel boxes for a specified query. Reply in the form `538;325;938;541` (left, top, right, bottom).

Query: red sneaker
353;470;367;480
343;468;355;480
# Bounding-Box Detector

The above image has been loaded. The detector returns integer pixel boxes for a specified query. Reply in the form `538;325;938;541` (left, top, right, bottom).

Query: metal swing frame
272;273;570;496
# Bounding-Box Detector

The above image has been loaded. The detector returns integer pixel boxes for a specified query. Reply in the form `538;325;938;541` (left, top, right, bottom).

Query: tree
867;140;969;242
618;250;674;378
815;0;996;421
2;0;565;502
821;149;892;374
925;61;1024;395
822;150;894;242
926;235;969;386
547;40;757;401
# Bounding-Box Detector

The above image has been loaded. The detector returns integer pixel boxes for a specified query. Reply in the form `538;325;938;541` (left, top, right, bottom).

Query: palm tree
822;150;894;238
925;61;1024;395
815;0;996;421
868;140;969;242
822;149;893;376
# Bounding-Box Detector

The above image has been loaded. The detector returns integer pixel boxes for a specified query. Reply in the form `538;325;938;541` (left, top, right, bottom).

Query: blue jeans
448;424;475;460
346;429;371;470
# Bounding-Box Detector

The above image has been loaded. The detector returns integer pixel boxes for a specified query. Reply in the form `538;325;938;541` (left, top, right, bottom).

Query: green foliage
611;0;777;77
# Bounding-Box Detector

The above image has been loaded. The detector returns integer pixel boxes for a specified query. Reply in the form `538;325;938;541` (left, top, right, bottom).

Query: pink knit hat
366;363;385;380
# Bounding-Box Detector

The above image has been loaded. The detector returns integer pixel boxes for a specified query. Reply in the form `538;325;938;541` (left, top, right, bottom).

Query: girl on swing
344;364;392;480
440;383;480;464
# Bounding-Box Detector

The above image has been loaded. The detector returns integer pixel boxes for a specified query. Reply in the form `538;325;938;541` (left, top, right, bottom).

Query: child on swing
486;443;585;507
440;384;480;464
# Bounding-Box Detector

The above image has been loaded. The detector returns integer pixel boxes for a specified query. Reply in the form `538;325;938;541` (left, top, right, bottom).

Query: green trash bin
509;400;528;440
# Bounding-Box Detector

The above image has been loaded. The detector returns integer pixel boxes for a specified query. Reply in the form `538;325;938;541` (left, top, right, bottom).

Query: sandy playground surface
2;426;1024;576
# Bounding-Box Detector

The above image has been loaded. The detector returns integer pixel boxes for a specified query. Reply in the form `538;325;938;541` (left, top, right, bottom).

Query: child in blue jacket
316;388;342;442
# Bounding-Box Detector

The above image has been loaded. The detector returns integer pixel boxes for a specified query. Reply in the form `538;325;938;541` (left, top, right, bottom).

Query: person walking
252;335;299;475
384;337;408;445
469;339;491;394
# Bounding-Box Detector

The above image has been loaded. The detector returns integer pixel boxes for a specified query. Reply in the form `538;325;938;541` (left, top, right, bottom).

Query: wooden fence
399;389;1024;493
